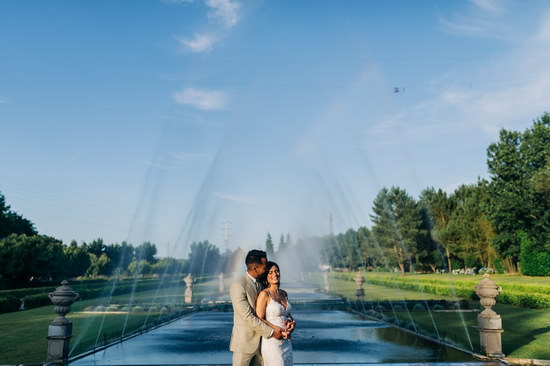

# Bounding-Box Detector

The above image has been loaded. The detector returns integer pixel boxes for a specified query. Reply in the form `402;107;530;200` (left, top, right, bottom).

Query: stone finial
184;274;194;304
218;273;225;294
354;274;365;300
474;273;502;318
473;274;504;358
48;280;79;325
322;271;330;293
46;280;79;364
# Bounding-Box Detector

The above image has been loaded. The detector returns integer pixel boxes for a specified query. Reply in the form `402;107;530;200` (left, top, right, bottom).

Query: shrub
0;296;20;313
519;231;550;276
24;294;51;308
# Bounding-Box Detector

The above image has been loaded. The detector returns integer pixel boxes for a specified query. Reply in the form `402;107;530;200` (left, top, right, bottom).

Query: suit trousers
232;350;263;366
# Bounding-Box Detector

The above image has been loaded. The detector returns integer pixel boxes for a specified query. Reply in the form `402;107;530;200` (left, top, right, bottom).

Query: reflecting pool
72;309;473;365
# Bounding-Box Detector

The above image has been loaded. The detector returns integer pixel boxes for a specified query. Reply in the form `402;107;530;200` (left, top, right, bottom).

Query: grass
325;271;550;360
0;276;220;364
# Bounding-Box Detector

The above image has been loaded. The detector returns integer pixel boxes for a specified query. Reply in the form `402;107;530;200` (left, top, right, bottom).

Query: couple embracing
230;250;296;366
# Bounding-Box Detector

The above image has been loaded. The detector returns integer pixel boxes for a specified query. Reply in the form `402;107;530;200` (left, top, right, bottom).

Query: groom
229;249;286;366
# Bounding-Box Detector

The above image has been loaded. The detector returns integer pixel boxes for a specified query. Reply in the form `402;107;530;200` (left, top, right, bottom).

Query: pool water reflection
72;310;472;365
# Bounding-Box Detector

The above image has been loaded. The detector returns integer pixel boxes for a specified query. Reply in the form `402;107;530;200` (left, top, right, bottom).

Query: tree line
319;114;549;275
0;193;242;288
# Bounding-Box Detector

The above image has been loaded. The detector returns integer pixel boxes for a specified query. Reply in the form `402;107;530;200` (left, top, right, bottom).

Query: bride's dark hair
260;261;279;289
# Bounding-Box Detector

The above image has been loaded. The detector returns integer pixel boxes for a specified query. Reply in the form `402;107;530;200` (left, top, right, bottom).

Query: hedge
0;276;187;314
332;272;550;309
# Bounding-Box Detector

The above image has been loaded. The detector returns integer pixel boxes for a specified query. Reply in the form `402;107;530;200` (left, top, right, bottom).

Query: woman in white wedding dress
256;261;294;366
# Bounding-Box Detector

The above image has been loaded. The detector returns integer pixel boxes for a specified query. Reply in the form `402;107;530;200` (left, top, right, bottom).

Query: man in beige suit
230;250;286;366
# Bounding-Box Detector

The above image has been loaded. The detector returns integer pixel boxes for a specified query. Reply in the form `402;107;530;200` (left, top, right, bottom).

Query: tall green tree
277;234;287;254
87;238;106;257
265;232;275;258
135;241;157;264
0;234;67;283
86;253;111;277
0;192;37;239
419;187;456;271
356;226;383;268
188;240;220;275
446;182;497;269
371;187;426;273
486;113;549;272
64;240;91;278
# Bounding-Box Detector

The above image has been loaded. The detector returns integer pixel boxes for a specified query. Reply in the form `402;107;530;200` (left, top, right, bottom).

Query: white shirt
246;271;274;338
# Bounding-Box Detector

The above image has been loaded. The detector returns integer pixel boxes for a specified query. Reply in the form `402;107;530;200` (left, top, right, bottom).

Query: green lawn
324;272;550;360
0;277;219;364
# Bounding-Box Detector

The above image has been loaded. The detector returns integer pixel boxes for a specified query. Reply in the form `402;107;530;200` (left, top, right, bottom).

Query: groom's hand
272;326;286;340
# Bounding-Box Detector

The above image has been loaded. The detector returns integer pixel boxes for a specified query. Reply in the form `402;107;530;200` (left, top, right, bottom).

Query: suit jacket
229;273;273;354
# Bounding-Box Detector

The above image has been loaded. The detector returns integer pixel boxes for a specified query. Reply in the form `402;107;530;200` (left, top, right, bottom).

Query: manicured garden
324;272;550;360
0;276;219;364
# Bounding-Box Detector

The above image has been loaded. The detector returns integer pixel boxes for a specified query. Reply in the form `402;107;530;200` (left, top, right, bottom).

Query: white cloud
369;10;550;145
438;0;511;39
205;0;241;28
172;87;228;110
469;0;503;13
177;33;217;53
162;0;194;3
213;193;257;204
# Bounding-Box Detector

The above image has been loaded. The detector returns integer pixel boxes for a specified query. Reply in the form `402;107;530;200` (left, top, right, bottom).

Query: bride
256;261;295;366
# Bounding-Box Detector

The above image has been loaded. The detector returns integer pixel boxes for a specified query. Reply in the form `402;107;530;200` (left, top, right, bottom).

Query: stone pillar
184;274;194;304
354;274;365;302
46;280;78;365
322;271;330;293
474;274;504;358
218;273;225;294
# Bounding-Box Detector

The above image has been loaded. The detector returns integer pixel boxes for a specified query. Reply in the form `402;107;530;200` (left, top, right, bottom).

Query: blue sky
1;0;549;258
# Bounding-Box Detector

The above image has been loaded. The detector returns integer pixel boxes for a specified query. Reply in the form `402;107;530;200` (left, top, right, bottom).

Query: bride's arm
281;290;296;331
256;291;280;330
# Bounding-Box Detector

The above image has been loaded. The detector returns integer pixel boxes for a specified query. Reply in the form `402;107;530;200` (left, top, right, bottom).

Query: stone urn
46;280;79;364
322;271;330;293
354;274;365;300
474;274;502;318
184;274;194;304
473;274;504;358
218;273;225;294
48;280;79;325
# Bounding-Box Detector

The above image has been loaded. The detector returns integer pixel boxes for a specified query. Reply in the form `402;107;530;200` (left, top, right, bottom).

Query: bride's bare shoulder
258;289;270;300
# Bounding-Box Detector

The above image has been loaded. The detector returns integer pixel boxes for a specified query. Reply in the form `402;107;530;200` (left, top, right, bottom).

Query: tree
152;257;181;275
135;241;157;264
371;187;426;273
188;240;220;275
128;259;152;276
87;238;106;257
419;188;456;271
277;234;287;254
104;241;135;275
446;182;497;269
356;226;384;268
86;253;111;277
0;234;67;284
64;240;91;278
486;113;549;272
0;192;37;239
265;233;275;258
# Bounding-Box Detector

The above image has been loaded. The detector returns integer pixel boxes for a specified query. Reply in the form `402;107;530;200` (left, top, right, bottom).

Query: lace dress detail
261;292;293;366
